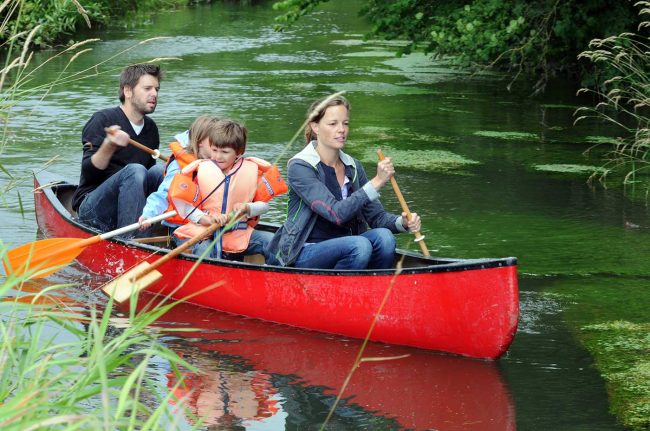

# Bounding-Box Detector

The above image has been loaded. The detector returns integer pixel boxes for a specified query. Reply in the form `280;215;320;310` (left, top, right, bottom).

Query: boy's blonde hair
211;119;247;155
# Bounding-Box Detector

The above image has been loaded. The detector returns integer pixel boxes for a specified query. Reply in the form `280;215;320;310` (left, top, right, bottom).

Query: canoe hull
33;172;519;359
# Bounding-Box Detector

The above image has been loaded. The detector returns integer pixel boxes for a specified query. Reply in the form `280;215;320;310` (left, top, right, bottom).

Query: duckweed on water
378;53;481;84
473;130;539;140
581;321;650;430
534;164;609;175
341;50;396;57
331;39;366;47
354;126;455;146
357;147;479;172
437;106;471;114
331;38;409;48
541;104;580;109
326;81;433;95
585;136;621;145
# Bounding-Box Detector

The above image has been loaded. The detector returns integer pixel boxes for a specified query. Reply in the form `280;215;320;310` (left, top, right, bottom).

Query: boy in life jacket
172;119;276;262
138;115;219;233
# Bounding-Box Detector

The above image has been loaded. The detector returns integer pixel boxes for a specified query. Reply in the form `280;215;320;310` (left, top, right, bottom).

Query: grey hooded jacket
267;141;406;266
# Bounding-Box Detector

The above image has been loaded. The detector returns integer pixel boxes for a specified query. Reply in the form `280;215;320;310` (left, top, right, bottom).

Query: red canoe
32;171;519;360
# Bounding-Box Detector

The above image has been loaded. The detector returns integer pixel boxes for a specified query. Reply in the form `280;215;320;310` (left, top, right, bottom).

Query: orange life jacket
173;157;265;253
162;141;198;225
164;141;196;174
249;158;288;203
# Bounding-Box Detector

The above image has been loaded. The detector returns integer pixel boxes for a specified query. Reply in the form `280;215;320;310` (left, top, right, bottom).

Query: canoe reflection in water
153;302;517;430
167;363;281;429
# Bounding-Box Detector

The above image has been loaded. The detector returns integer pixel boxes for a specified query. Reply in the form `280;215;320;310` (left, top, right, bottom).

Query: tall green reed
0;264;200;430
574;1;650;193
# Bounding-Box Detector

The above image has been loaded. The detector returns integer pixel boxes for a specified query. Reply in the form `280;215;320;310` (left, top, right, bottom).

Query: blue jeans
78;163;164;238
294;228;396;270
193;229;274;261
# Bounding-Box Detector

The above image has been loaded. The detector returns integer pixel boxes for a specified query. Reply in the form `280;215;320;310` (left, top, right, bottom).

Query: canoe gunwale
35;171;518;277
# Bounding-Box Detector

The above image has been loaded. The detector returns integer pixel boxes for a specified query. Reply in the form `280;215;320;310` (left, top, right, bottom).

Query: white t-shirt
130;121;144;135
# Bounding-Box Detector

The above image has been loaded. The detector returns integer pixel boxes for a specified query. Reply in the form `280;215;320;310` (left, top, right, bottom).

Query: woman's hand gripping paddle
101;210;243;303
4;211;177;279
377;149;430;257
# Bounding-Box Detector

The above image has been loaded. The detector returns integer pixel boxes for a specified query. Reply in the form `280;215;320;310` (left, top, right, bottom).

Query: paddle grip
99;211;177;241
377;149;430;256
104;127;169;162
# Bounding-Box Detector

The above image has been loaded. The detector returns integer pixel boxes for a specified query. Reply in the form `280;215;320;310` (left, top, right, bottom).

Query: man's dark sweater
71;106;159;212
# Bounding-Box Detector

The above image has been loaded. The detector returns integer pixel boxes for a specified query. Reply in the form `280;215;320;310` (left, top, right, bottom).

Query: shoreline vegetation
575;3;650;196
572;6;650;425
0;0;212;49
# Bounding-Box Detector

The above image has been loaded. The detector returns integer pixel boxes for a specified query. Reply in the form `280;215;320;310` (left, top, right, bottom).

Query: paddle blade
4;238;87;278
102;262;163;303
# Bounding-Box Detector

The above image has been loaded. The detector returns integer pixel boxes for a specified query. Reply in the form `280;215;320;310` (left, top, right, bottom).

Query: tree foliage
274;0;641;92
0;0;201;49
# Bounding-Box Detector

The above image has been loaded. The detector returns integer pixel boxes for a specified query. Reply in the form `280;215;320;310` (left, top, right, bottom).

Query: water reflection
167;360;281;429
151;302;516;430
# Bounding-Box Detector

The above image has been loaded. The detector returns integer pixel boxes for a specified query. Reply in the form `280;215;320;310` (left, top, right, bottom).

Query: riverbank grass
0;261;197;430
581;321;650;430
549;277;650;430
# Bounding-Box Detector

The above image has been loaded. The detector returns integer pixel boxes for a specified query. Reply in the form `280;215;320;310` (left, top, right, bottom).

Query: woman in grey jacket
267;95;421;269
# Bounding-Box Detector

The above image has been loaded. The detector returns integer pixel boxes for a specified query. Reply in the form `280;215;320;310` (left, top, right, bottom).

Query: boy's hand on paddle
402;212;421;232
201;213;228;227
232;202;250;217
138;215;151;230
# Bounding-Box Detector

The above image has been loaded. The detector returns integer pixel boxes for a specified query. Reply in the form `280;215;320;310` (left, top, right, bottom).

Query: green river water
2;1;649;429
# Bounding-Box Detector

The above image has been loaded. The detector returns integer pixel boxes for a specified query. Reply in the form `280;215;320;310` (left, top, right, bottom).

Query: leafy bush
0;0;197;49
274;0;640;93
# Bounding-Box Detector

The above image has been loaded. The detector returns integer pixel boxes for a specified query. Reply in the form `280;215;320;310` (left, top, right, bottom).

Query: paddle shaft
44;210;177;255
377;149;429;256
101;211;176;240
104;127;169;162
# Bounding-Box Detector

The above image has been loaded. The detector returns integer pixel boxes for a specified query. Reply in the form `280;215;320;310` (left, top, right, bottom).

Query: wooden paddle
104;127;169;162
102;211;242;303
377;149;430;256
5;211;177;279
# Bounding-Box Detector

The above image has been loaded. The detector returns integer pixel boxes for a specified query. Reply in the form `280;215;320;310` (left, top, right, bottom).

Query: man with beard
71;63;165;237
